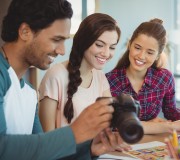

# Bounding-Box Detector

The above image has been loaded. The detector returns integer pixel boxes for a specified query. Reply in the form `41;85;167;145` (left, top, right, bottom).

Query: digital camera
97;93;144;144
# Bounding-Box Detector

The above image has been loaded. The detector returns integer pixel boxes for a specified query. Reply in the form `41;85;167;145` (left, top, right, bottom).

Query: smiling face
128;34;159;74
24;19;71;70
82;30;118;70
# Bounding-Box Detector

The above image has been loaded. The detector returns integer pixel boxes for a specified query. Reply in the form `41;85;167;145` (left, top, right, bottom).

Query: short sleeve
39;63;68;102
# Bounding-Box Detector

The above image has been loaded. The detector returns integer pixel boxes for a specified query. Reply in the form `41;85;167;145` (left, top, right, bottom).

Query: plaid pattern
106;67;180;121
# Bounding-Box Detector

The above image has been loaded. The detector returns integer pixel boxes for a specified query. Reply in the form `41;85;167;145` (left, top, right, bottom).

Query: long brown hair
115;18;166;70
64;13;121;123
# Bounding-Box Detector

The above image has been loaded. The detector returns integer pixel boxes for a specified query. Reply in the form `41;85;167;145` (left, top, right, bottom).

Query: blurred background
0;0;180;104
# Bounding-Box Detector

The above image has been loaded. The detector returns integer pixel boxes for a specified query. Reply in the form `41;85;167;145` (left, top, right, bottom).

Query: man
0;0;116;159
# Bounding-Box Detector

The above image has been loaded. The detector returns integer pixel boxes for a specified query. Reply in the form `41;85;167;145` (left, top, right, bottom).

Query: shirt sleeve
39;64;65;101
32;104;43;134
61;140;94;160
0;63;11;134
0;126;77;160
162;72;180;120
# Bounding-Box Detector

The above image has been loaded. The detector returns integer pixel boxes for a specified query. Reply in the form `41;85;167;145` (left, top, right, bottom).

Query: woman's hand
149;117;170;122
90;127;131;156
171;120;180;133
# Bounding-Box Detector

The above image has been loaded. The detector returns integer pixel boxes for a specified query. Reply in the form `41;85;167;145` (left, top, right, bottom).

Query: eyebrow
96;39;118;45
134;43;156;52
54;35;70;39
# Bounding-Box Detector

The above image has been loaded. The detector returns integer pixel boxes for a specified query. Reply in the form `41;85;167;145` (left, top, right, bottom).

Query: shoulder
43;62;68;79
151;67;173;79
39;62;69;91
0;54;11;95
106;68;125;79
49;62;67;74
149;68;174;87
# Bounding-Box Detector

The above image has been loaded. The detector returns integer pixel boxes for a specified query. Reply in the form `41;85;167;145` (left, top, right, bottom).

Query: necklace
1;46;9;62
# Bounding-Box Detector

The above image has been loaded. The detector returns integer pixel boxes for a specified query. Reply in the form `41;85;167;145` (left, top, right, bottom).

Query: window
174;0;180;102
68;0;95;35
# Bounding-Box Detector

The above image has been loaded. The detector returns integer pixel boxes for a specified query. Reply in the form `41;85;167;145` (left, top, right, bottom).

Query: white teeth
48;56;55;61
97;57;106;62
136;60;144;65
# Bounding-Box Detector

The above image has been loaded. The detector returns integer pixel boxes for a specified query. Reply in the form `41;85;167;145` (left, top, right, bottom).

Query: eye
96;43;103;48
53;39;61;42
134;46;140;50
147;52;154;55
110;47;116;50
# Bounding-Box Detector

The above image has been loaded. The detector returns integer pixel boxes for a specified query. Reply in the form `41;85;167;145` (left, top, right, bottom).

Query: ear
18;23;32;41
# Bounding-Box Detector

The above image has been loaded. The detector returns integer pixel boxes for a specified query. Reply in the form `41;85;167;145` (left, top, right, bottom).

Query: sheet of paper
98;141;167;160
124;141;168;160
98;153;139;160
130;141;166;150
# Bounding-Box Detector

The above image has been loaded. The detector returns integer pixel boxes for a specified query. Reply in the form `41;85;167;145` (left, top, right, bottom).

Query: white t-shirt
3;67;37;134
39;63;110;127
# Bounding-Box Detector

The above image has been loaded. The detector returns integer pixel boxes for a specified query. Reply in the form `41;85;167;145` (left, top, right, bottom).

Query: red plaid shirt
106;67;180;121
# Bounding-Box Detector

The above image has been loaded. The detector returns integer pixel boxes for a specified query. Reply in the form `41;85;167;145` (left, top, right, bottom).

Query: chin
37;64;50;70
95;66;104;70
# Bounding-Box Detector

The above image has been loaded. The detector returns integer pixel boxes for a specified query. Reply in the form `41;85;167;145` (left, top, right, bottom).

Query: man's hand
70;98;114;144
91;128;131;156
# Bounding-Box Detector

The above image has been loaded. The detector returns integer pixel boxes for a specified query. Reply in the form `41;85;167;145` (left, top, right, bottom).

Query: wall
96;0;176;73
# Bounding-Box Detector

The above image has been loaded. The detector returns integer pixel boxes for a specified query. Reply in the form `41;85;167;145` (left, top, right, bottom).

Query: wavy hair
115;18;166;69
64;13;121;123
1;0;73;42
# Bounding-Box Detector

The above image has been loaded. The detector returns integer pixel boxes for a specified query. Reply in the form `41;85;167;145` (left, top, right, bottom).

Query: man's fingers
100;131;115;152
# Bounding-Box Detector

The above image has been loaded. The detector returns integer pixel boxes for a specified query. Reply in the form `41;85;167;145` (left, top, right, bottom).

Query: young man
0;0;116;159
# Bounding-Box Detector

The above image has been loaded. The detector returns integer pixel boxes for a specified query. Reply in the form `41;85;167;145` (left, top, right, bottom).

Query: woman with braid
39;13;130;152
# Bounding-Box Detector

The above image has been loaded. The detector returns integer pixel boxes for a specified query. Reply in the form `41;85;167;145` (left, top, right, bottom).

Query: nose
138;50;145;59
101;46;110;57
55;43;65;56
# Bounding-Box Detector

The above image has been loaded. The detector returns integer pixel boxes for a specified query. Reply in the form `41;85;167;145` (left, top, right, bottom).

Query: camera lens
116;112;144;144
120;120;144;144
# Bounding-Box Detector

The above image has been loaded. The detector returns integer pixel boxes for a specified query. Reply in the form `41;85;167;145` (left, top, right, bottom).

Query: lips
48;55;56;63
135;59;145;66
96;57;107;64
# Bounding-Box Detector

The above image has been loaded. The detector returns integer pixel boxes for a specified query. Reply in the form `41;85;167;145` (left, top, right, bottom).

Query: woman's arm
39;97;59;131
142;120;180;134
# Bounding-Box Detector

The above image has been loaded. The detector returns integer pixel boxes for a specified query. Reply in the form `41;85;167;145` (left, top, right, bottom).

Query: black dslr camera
97;93;144;144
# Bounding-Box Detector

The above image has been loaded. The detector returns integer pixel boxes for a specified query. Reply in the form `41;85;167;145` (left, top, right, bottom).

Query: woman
106;18;180;134
39;13;130;151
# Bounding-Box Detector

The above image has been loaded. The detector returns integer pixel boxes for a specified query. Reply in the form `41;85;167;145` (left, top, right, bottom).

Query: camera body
97;93;144;144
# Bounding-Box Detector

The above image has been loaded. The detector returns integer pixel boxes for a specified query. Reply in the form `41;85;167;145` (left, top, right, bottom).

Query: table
105;133;170;158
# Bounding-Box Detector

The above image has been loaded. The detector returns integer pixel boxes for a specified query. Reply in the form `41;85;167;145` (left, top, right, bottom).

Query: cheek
109;51;115;58
129;52;133;61
147;56;158;63
129;49;137;57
